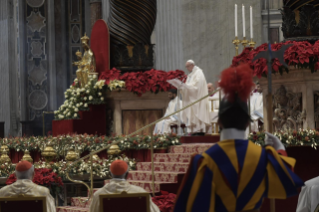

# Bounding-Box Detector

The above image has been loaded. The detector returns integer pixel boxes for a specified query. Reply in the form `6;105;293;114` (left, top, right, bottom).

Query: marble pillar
0;0;20;137
155;0;262;85
101;0;110;23
90;0;102;30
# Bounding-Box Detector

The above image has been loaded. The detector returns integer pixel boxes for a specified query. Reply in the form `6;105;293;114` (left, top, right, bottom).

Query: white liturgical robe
297;176;319;212
90;179;160;212
168;66;210;133
0;179;56;212
153;97;181;135
250;92;263;132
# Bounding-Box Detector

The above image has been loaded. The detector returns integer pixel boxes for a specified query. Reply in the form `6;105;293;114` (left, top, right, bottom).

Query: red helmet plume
218;64;255;102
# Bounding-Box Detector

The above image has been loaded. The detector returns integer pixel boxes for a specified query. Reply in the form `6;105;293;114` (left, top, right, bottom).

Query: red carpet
180;135;220;143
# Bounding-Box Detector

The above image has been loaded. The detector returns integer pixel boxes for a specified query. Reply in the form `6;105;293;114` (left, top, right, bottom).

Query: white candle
250;6;253;39
235;4;238;37
242;4;245;38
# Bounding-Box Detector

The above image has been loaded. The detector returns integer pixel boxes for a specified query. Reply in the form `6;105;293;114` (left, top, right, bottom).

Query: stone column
90;0;102;30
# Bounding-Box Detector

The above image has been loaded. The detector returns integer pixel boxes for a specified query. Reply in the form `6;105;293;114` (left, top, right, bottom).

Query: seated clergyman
90;160;160;212
153;89;181;135
0;161;56;212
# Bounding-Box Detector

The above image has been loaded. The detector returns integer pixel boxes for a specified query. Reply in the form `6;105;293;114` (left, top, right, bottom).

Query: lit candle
242;4;245;38
250;6;253;39
235;4;238;37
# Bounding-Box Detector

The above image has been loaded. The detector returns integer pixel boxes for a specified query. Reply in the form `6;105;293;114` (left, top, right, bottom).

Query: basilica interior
0;0;318;212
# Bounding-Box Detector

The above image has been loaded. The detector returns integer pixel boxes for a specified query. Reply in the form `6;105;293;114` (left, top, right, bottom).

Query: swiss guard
173;64;304;212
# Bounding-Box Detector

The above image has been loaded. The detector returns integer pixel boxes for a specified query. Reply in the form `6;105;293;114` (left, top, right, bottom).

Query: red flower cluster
152;191;176;212
232;41;319;77
6;168;63;188
99;68;187;96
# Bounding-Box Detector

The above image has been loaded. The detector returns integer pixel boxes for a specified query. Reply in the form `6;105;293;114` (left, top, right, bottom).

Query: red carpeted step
180;135;220;143
169;143;214;154
56;206;89;212
136;162;189;172
153;153;191;163
127;171;185;183
104;180;176;193
71;197;91;208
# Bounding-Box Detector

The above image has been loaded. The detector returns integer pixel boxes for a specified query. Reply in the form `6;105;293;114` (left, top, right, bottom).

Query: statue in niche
72;33;97;87
273;85;306;131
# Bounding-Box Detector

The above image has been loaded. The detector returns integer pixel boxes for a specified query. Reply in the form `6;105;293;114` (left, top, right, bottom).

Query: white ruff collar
220;128;247;141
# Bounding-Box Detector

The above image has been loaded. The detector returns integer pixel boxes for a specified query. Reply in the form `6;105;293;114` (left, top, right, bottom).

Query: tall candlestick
235;4;238;37
250;6;253;39
242;4;245;38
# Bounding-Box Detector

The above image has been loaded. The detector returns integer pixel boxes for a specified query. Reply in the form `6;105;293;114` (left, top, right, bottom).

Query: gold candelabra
241;37;249;47
249;39;256;48
232;37;241;56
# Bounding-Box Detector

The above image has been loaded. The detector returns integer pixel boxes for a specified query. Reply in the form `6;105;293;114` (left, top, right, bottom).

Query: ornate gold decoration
0;149;11;164
107;144;121;155
92;153;100;161
72;33;96;87
232;37;241;56
65;147;78;162
0;145;9;153
249;39;256;48
241;37;249;48
41;141;57;164
22;150;33;163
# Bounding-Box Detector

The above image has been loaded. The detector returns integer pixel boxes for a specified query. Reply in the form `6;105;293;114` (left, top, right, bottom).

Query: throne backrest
0;195;47;212
99;191;150;212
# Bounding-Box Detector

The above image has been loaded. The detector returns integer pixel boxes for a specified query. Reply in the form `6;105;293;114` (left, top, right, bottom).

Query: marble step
169;143;214;154
153;153;191;163
127;170;185;183
56;206;89;212
136;162;189;172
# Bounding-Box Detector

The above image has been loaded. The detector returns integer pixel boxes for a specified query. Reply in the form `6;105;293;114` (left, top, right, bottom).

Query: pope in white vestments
0;161;56;212
154;89;181;135
250;82;263;132
90;160;160;212
297;176;319;212
168;60;210;135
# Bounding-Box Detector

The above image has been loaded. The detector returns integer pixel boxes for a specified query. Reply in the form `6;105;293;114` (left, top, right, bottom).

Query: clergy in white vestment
153;89;181;135
296;176;319;212
0;161;56;212
90;160;160;212
171;60;210;135
250;82;263;132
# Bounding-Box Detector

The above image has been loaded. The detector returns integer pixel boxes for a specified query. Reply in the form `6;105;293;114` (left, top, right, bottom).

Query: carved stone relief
26;11;46;32
26;0;45;8
273;85;306;131
28;62;47;85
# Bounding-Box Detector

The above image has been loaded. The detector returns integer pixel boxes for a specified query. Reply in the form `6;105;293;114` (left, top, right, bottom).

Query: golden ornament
65;147;78;162
0;149;11;164
22;150;33;163
41;141;57;163
0;145;9;153
107;144;121;156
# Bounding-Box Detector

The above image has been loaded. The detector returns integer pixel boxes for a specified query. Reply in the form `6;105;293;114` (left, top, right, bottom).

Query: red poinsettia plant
6;168;64;196
232;40;319;78
99;68;187;96
152;191;176;212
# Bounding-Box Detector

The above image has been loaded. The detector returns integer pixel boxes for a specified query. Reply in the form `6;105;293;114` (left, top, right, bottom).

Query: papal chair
0;195;47;212
99;191;150;212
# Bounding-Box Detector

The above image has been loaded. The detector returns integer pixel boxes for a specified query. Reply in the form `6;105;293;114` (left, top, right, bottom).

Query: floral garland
33;154;136;180
54;75;125;120
248;129;319;149
0;134;181;158
232;40;319;78
99;68;187;96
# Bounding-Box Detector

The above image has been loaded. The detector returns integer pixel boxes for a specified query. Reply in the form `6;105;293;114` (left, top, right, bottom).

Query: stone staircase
56;143;214;212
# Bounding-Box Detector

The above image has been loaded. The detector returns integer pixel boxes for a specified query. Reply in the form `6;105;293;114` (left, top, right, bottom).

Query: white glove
264;132;285;151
